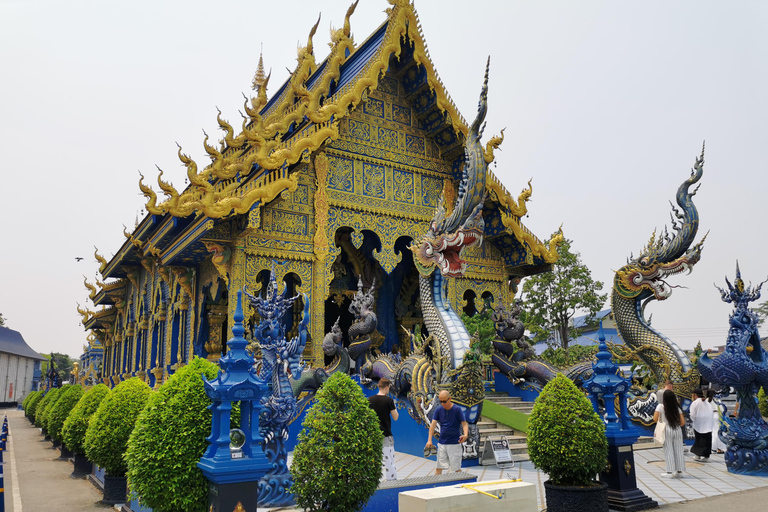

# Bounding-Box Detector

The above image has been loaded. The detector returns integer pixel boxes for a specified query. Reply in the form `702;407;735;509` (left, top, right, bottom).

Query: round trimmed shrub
25;391;44;418
126;357;221;512
290;372;383;512
62;384;110;455
22;390;39;411
35;387;62;429
527;373;608;486
85;378;151;476
48;384;83;443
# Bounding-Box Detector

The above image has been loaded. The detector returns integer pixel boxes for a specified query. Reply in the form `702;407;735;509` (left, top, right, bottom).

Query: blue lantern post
198;290;271;512
584;322;657;511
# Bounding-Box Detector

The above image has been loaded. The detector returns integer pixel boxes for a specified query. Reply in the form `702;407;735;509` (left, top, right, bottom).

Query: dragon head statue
410;59;495;278
614;147;707;301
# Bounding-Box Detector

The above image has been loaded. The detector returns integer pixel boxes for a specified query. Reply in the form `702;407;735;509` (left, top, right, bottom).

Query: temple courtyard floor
2;407;767;511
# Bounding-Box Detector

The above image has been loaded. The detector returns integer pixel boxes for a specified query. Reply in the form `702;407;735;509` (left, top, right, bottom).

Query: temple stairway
479;391;656;463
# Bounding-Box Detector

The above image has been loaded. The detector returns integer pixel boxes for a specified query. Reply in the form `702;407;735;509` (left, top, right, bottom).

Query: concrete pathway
393;445;768;511
4;407;768;511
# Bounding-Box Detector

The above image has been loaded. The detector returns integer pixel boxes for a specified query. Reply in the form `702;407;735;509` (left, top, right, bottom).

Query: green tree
62;384;110;455
0;313;5;326
47;384;84;443
755;301;768;327
461;309;496;357
519;237;607;351
290;372;383;512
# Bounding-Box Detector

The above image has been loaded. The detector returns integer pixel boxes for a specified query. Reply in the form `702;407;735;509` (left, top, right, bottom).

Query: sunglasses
440;399;450;403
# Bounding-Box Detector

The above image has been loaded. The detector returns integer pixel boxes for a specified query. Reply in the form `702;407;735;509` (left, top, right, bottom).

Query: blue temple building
76;0;559;388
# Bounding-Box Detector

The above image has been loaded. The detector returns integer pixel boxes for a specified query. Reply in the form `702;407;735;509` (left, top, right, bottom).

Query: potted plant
290;372;383;512
22;391;40;421
47;384;83;458
85;378;151;505
527;373;609;512
62;384;110;477
25;391;44;423
126;357;221;512
35;387;62;438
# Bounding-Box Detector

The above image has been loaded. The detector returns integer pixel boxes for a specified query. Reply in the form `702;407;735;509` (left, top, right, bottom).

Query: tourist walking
425;390;468;475
368;378;399;480
708;389;727;454
654;389;686;477
690;387;714;461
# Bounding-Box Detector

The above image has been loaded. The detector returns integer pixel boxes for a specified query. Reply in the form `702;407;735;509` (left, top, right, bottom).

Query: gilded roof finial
251;45;267;92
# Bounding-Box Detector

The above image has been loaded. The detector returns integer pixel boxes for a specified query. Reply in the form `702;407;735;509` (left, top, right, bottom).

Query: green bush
26;391;44;418
22;390;39;411
126;357;220;512
85;378;151;476
35;387;62;429
290;372;383;512
539;345;598;368
62;384;110;455
759;387;768;418
527;373;607;486
47;384;83;443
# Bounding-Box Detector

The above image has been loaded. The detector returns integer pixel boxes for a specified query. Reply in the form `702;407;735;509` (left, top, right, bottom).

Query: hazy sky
1;0;766;358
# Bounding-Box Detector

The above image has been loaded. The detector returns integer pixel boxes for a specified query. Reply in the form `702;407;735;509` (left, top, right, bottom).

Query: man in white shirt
689;387;715;461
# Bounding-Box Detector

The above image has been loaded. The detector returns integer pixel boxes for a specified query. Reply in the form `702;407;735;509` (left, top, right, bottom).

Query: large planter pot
52;438;61;449
101;474;128;505
544;480;608;512
58;444;74;459
71;453;93;479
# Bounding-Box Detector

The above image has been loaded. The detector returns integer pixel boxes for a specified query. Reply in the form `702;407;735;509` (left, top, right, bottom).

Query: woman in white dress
653;389;686;477
708;389;727;454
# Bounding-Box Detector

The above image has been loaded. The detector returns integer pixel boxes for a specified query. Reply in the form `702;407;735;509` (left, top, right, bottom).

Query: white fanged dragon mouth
432;230;483;277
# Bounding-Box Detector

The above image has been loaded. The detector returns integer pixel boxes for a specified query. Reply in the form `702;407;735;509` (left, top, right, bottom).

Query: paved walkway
392;445;768;510
3;407;767;511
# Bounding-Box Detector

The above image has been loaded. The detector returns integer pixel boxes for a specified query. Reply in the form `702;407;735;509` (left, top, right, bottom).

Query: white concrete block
399;479;537;512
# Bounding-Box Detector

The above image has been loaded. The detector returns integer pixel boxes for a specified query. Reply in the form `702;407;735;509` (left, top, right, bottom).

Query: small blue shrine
585;322;657;511
198;290;271;511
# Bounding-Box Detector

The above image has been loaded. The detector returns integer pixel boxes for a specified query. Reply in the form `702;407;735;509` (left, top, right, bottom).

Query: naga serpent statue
699;265;768;475
490;301;595;390
613;148;707;426
244;271;310;507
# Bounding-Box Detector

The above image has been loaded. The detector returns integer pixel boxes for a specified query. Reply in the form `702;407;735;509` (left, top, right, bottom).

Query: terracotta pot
544;480;608;512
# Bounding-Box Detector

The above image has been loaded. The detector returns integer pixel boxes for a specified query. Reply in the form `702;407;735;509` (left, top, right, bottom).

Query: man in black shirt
368;378;399;480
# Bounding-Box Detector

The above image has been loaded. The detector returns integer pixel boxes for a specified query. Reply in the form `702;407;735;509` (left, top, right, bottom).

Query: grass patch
483;399;529;433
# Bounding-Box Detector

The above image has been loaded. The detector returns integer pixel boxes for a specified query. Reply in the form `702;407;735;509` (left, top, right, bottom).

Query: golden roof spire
251;45;267;92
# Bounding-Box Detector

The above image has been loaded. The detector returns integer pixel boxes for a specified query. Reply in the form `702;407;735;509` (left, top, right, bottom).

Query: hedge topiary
47;384;83;442
759;387;768;418
290;372;383;512
85;378;151;476
25;391;44;418
22;390;39;411
62;384;110;455
126;357;221;512
527;373;608;486
35;387;62;429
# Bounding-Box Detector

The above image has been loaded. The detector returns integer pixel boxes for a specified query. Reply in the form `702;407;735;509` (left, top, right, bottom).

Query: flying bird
75;257;83;262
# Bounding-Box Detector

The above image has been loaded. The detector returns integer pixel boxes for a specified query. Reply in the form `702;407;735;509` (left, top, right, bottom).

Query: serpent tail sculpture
612;147;707;425
244;271;309;507
699;265;768;475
